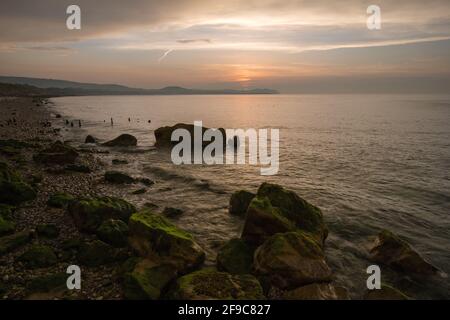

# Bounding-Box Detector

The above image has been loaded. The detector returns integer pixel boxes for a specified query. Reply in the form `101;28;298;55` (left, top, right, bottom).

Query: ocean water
50;94;450;299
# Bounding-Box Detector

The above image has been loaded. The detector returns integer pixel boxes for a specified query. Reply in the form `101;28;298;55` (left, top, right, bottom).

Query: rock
154;123;225;148
84;135;96;144
112;159;128;165
26;273;67;293
68;196;136;233
77;240;119;267
217;238;254;275
103;134;137;147
0;230;32;255
162;207;183;218
241;197;295;245
229;190;255;216
18;245;57;269
369;230;439;275
96;219;129;247
283;283;349;300
137;178;154;187
0;162;36;205
33;141;79;165
105;171;135;184
0;204;13;220
253;232;332;290
47;192;75;209
65;164;91;173
123;258;178;300
364;283;410;300
128;209;205;273
0;216;15;237
168;269;264;300
258;183;327;243
131;188;146;195
36;224;59;238
142;202;159;210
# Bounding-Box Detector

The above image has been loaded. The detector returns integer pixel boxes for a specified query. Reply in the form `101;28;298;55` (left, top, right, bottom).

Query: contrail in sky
158;49;173;63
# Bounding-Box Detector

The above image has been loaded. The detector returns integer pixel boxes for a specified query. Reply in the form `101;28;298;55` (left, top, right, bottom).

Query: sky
0;0;449;93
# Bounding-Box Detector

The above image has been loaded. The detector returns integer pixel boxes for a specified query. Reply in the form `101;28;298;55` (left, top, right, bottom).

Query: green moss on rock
0;162;36;205
217;238;254;275
0;215;15;236
97;219;129;247
77;240;118;267
0;230;32;255
27;273;67;293
229;190;255;216
18;245;57;269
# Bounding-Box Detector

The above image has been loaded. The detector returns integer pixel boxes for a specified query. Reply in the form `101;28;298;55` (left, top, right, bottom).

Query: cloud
177;39;211;44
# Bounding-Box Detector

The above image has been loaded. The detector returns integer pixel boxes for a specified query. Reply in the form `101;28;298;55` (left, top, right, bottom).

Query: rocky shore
0;97;443;300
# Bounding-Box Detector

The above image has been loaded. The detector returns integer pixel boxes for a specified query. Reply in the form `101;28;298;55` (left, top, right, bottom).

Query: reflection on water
51;94;450;299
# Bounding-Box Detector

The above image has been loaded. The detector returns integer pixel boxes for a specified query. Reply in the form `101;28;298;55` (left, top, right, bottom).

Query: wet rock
47;192;75;209
33;141;79;165
253;232;332;290
0;162;36;205
242;183;327;246
36;224;59;239
229;190;255;216
97;219;129;247
154;123;225;148
68;196;136;233
128;209;205;273
84;135;97;144
162;207;183;218
105;171;135;184
369;229;439;275
217;238;254;275
26;273;67;293
112;159;128;165
131;188;146;195
77;240;121;267
137;177;154;187
168;268;264;300
18;245;57;269
364;283;410;300
123;258;178;300
283;283;349;300
103;134;137;147
65;164;92;173
0;230;32;255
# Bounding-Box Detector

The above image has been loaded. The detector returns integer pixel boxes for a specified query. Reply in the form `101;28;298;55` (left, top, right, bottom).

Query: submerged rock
253;232;332;290
123;258;178;300
0;162;36;205
369;229;439;275
0;230;32;255
168;268;264;300
47;192;75;209
283;283;349;300
97;219;129;247
105;171;135;184
128;209;205;273
33;141;79;165
229;190;255;216
18;245;57;269
364;283;410;300
217;238;254;275
103;134;137;147
68;196;136;233
84;135;97;144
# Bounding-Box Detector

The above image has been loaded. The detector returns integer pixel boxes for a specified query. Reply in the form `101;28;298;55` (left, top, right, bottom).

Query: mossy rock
68;196;136;233
97;219;129;247
253;232;332;290
18;245;57;269
217;238;254;275
241;196;296;245
47;193;75;209
0;161;36;205
0;204;14;220
229;190;255;216
168;269;264;300
256;183;328;244
105;171;135;184
0;216;15;237
77;240;120;267
128;209;205;273
364;283;410;300
123;258;178;300
0;230;32;255
36;224;59;238
26;272;67;293
369;229;439;275
283;283;350;300
33;141;79;165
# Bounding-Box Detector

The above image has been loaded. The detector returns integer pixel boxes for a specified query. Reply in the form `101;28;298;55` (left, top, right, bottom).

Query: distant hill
0;76;278;96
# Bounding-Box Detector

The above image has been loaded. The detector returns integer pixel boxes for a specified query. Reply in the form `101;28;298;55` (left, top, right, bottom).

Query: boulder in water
216;238;254;275
105;171;135;184
84;135;96;144
229;190;255;216
103;134;137;147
